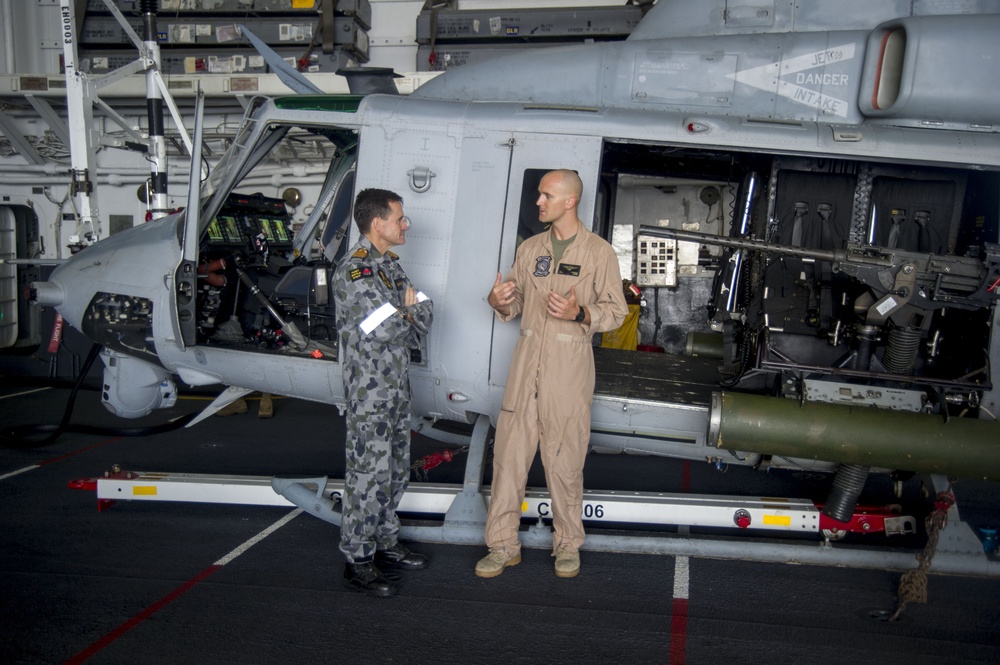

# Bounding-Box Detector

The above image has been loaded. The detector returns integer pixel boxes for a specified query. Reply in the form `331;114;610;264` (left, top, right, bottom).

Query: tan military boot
554;550;580;578
215;396;248;416
257;392;273;418
475;549;521;578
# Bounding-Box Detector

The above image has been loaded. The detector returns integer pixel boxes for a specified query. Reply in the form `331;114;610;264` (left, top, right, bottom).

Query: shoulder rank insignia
349;266;373;282
351;247;369;259
558;263;581;276
378;269;393;290
386;250;399;261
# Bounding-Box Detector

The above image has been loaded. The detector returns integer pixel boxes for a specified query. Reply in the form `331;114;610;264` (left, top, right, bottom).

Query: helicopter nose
32;280;65;307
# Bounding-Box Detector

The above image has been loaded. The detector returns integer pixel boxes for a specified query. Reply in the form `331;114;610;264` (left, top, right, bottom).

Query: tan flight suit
486;225;628;556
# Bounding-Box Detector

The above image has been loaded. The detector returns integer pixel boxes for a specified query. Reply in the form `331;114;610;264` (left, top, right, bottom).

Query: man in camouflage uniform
333;188;433;597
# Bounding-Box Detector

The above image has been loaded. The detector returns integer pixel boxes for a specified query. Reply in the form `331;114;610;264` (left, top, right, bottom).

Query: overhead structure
59;0;102;247
79;0;373;77
416;3;643;72
50;0;199;247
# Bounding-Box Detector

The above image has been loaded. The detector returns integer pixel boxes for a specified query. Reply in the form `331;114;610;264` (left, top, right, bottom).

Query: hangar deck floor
2;380;999;665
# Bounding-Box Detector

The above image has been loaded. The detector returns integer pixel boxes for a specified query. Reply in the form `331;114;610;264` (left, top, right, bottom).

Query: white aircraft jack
67;414;1000;579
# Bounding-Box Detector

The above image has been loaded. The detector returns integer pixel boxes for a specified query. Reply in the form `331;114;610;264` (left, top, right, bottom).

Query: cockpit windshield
201;98;268;204
198;98;361;237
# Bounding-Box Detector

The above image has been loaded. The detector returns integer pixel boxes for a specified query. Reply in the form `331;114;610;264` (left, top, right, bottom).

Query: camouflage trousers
339;398;411;563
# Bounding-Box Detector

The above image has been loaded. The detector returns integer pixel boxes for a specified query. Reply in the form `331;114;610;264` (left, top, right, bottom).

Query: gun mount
639;225;1000;325
639;221;999;419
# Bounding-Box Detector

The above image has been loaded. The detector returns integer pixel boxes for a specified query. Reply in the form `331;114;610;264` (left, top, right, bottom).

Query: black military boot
343;561;399;597
374;543;429;570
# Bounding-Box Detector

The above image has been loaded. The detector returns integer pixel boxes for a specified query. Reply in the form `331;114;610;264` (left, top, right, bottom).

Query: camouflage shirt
333;236;433;402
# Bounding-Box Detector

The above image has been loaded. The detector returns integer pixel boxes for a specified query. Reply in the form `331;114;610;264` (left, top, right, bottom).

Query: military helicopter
27;0;1000;530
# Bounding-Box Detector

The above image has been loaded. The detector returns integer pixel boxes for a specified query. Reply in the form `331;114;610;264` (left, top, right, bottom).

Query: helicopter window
320;167;357;264
517;169;549;244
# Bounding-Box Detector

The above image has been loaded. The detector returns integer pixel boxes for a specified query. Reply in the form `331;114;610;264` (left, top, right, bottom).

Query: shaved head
537;169;584;232
550;169;583;203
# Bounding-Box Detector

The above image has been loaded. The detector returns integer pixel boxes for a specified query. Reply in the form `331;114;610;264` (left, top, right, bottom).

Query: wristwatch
574;306;586;323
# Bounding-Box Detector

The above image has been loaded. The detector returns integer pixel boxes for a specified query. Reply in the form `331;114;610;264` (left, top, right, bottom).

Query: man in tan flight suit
477;169;627;579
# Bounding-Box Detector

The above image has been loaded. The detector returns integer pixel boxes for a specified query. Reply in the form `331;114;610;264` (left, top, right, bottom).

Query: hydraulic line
883;325;922;375
823;463;871;523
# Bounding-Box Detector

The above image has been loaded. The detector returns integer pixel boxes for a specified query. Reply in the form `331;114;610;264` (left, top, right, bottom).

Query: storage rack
78;0;371;77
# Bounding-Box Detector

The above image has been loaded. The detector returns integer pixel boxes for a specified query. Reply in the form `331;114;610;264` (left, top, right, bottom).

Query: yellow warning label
292;0;314;8
133;486;158;496
521;501;529;512
762;514;792;526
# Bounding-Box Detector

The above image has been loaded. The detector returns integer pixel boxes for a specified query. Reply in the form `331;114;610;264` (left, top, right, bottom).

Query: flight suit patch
349;266;373;282
378;269;393;290
558;263;581;276
534;255;552;277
